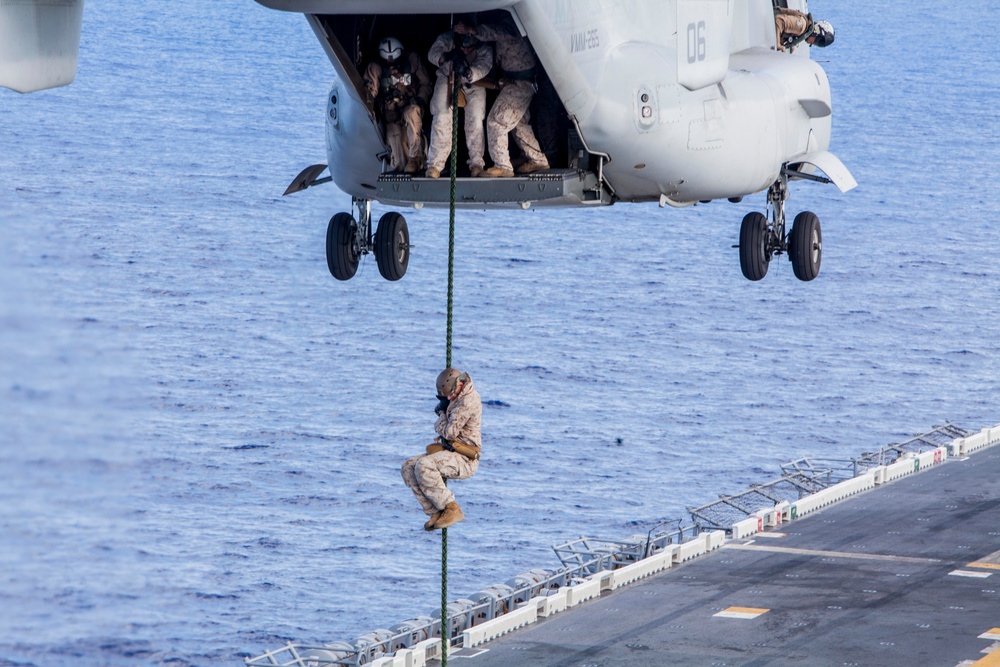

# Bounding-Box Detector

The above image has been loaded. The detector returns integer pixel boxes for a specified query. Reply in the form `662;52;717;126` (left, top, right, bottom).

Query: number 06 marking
687;21;706;63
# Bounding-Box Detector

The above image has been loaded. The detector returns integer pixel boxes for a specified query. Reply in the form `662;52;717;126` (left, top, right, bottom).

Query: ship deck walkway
460;449;1000;666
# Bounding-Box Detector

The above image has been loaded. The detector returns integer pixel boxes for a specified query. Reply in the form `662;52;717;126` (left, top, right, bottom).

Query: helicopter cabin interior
311;11;582;178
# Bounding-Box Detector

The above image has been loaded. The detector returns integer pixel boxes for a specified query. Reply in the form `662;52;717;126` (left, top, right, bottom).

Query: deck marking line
969;563;1000;570
979;629;1000;640
724;543;940;564
754;532;787;539
449;648;490;659
714;606;769;619
950;570;993;578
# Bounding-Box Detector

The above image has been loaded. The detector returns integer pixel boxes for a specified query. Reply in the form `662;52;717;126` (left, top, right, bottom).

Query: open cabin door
306;10;614;208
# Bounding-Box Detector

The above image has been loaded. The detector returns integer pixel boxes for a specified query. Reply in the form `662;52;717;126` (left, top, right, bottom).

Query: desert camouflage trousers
487;80;547;172
426;78;487;172
385;103;426;171
401;450;479;515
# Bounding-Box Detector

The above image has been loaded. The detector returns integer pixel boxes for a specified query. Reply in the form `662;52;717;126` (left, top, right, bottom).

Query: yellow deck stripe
978;628;1000;640
713;606;769;619
968;548;1000;569
724;607;770;614
969;647;1000;666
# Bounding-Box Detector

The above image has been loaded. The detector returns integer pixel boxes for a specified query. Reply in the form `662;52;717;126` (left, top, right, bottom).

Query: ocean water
1;1;998;665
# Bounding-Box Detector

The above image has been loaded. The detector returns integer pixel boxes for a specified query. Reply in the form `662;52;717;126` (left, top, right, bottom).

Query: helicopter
265;0;856;283
1;0;856;283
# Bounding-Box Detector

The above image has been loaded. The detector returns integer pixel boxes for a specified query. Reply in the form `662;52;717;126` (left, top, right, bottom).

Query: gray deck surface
458;450;1000;666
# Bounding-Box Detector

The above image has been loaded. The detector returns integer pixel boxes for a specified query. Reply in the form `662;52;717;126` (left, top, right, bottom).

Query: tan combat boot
433;502;464;529
516;160;549;175
481;166;514;178
424;511;443;531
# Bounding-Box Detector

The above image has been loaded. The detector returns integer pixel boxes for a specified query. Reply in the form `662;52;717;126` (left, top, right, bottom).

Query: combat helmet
378;37;404;63
436;368;467;397
811;20;835;47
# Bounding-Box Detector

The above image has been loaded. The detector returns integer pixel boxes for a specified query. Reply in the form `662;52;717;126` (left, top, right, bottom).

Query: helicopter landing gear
325;198;410;282
738;175;821;282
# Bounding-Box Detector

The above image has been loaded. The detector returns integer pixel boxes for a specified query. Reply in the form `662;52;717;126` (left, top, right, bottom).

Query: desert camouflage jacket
427;32;494;88
434;375;482;449
475;23;536;76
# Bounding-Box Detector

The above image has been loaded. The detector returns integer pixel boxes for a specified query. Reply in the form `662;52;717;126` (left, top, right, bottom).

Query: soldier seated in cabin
363;36;432;173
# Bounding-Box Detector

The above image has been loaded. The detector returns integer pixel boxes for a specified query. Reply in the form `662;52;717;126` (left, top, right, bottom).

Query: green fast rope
440;526;449;664
441;67;461;667
446;72;458;370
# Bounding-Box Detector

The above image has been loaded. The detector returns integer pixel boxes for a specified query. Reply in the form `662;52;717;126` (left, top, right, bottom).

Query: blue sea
1;1;998;665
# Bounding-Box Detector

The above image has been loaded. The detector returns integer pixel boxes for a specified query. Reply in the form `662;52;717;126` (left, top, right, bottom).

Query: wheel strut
352;197;374;257
764;176;789;260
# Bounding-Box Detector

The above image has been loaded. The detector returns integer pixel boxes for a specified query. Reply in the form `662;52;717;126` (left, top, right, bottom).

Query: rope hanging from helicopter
439;64;462;667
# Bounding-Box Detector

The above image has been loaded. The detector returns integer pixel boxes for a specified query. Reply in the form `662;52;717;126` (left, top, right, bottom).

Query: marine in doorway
774;7;835;53
401;368;482;530
425;18;495;179
453;17;549;178
363;37;432;173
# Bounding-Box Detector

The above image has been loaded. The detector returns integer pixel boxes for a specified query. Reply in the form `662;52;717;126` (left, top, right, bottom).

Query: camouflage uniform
401;375;482;516
364;51;432;171
774;8;812;52
426;34;494;174
474;23;548;173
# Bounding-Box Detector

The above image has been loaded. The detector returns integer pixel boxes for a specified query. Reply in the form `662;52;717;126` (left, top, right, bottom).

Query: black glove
435;394;450;416
445;50;469;77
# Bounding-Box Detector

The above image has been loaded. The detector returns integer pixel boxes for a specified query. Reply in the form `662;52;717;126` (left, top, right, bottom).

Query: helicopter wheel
374;212;409;281
739;212;769;281
789;211;822;281
326;212;360;281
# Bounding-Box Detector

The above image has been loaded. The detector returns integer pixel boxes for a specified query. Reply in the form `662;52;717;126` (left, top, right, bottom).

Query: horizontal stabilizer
792;150;857;193
0;0;84;93
284;163;330;195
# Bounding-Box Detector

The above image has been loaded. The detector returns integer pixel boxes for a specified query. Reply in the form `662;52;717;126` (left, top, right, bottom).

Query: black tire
374;212;409;281
739;212;769;281
789;211;822;281
326;212;359;281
